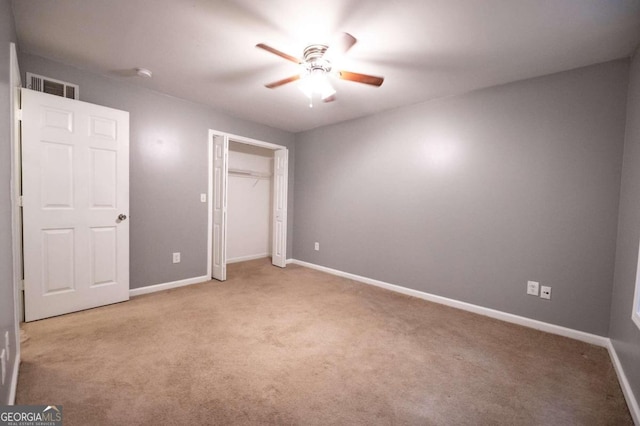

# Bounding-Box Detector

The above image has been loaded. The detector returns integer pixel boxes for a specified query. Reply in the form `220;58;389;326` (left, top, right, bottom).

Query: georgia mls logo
0;405;63;426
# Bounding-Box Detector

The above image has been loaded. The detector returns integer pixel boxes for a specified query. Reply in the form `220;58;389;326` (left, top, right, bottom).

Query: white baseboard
8;353;20;405
290;259;608;347
227;253;269;264
129;275;210;297
607;340;640;425
286;258;294;265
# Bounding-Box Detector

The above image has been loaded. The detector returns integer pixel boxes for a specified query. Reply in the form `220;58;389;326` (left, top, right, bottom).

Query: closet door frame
207;129;289;280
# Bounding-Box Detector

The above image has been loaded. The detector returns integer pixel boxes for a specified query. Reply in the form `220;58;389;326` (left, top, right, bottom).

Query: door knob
118;214;127;221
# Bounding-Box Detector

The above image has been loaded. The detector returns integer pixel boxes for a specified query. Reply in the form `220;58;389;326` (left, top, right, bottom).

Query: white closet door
212;135;228;281
22;89;130;321
272;149;288;268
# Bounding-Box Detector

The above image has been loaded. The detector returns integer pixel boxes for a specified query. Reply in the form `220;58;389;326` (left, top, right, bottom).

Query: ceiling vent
26;72;79;100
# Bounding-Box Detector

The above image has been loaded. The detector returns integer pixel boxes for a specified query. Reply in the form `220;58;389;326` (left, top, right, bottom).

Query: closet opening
207;130;288;281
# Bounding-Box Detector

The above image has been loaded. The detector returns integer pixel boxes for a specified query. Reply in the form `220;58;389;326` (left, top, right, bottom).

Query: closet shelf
228;168;272;179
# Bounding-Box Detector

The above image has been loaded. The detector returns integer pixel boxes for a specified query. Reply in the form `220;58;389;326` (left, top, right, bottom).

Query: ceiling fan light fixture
299;69;336;104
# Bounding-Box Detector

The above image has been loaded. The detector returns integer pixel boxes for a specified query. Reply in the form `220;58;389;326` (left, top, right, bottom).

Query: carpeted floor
17;259;632;425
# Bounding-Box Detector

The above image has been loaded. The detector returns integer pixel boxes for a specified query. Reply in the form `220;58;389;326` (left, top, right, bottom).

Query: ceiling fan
256;33;384;106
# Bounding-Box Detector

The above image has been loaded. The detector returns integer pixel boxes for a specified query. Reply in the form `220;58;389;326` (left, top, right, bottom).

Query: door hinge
19;280;24;291
17;195;23;207
16;109;22;121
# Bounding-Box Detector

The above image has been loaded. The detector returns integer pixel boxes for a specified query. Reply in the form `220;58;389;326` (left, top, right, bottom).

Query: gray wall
0;0;17;405
294;60;629;336
610;47;640;404
18;52;295;289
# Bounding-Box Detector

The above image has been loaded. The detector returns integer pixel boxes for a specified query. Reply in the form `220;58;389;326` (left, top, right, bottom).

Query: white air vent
26;72;79;100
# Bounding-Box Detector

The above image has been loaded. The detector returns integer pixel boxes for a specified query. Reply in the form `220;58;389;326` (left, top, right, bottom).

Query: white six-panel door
22;89;130;321
272;149;288;268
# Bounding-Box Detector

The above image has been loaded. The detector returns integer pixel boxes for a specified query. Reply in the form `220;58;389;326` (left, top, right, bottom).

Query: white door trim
9;41;22;405
211;130;287;151
207;133;213;278
207;129;288;278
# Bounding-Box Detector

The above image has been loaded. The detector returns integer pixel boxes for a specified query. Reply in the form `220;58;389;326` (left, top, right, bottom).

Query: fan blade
338;71;384;87
265;74;300;89
325;32;357;59
256;43;302;64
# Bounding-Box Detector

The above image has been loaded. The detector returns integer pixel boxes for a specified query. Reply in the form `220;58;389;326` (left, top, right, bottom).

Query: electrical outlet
527;281;539;296
4;331;9;362
172;252;181;263
200;193;207;203
0;349;5;386
314;242;319;251
540;286;551;300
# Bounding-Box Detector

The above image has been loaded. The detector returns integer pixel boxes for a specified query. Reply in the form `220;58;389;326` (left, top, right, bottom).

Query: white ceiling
11;0;640;133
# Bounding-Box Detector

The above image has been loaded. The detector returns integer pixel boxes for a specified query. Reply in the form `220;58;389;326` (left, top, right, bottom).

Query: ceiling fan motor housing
303;44;331;73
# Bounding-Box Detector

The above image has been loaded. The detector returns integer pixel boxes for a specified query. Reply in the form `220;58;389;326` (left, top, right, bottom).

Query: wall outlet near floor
314;242;319;251
200;193;207;203
0;349;5;386
172;252;181;263
527;281;539;296
540;286;551;300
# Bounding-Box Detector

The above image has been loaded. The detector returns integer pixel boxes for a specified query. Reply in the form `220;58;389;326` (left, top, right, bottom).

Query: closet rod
228;168;272;179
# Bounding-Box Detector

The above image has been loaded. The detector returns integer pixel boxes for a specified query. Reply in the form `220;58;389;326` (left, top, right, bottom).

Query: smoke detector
136;68;152;78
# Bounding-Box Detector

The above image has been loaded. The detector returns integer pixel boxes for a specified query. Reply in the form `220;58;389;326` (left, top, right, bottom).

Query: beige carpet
17;259;632;425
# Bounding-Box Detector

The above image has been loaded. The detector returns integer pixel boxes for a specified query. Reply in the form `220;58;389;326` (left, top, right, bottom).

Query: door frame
9;42;22;403
206;129;288;279
10;44;21;319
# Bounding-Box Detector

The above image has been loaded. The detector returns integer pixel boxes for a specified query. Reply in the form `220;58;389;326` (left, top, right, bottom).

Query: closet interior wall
227;141;274;263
